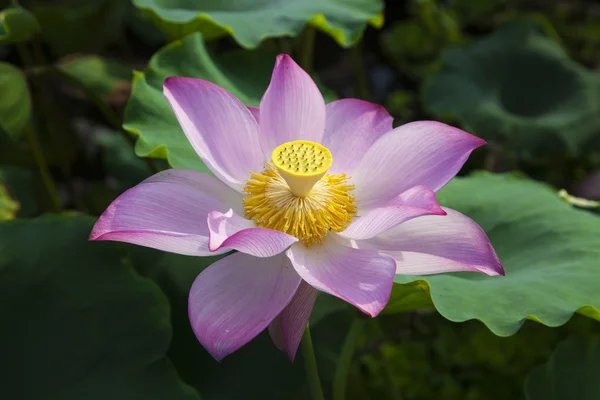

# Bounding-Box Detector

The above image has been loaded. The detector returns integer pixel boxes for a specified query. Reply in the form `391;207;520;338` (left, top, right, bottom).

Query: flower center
243;140;357;246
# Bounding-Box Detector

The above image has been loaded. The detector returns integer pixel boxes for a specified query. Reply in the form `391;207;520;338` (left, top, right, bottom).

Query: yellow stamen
271;140;333;197
243;140;356;246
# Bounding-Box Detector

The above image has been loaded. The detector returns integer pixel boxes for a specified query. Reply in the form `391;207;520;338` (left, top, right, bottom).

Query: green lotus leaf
0;62;31;139
133;0;383;48
0;216;198;399
123;33;337;172
525;337;600;400
393;173;600;336
422;21;600;154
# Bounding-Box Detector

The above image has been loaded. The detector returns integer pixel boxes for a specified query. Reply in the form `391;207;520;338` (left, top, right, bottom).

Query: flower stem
333;317;365;400
25;125;61;212
301;324;325;400
298;26;316;73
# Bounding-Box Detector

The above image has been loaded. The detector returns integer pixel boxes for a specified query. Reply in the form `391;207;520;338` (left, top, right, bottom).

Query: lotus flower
90;54;503;362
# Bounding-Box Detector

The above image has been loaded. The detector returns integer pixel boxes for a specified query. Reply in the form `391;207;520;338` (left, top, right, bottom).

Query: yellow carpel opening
272;140;333;197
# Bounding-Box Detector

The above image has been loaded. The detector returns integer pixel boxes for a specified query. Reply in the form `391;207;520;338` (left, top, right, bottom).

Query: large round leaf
0;216;198;399
422;22;600;155
0;62;31;139
133;0;383;48
525;337;600;400
393;173;600;336
123;33;336;172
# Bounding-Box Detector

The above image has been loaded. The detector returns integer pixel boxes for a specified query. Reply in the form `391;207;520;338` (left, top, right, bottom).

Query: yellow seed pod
271;140;333;197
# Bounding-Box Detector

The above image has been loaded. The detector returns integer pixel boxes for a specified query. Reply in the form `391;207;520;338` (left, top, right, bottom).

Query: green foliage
133;0;384;48
124;33;336;172
57;55;133;104
0;216;199;399
31;0;130;56
354;314;599;400
423;21;600;155
0;183;18;220
0;167;38;217
525;336;600;400
0;3;40;43
0;62;31;139
395;173;600;335
1;1;600;398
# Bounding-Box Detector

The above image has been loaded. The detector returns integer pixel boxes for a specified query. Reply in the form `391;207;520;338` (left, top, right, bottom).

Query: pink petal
286;238;396;317
247;106;260;123
163;77;264;192
268;281;318;361
323;99;394;175
207;209;298;257
389;251;501;275
340;186;446;240
259;54;326;156
351;121;486;210
189;252;301;361
368;207;504;276
90;169;242;256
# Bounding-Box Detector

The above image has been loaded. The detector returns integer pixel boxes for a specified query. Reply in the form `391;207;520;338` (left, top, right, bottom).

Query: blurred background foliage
1;0;600;399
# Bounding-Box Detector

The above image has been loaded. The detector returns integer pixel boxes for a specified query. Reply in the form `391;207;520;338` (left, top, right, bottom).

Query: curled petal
369;207;504;276
90;169;242;256
268;281;318;361
323;99;393;175
351;121;486;210
340;186;446;240
286;238;396;317
207;209;298;257
189;252;301;361
163;77;264;191
259;54;326;156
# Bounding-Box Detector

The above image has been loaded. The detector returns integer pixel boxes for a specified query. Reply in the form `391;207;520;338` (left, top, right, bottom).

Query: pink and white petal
259;54;326;156
323;99;394;175
207;209;298;257
340;186;446;240
274;281;318;361
351;121;486;210
247;106;260;123
286;238;396;317
391;251;501;276
368;207;504;276
90;169;241;256
163;77;264;191
189;252;301;361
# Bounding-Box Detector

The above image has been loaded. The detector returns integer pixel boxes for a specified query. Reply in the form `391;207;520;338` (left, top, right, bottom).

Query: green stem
352;43;371;101
298;26;316;73
37;66;160;174
332;317;365;400
26;125;61;212
301;324;325;400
